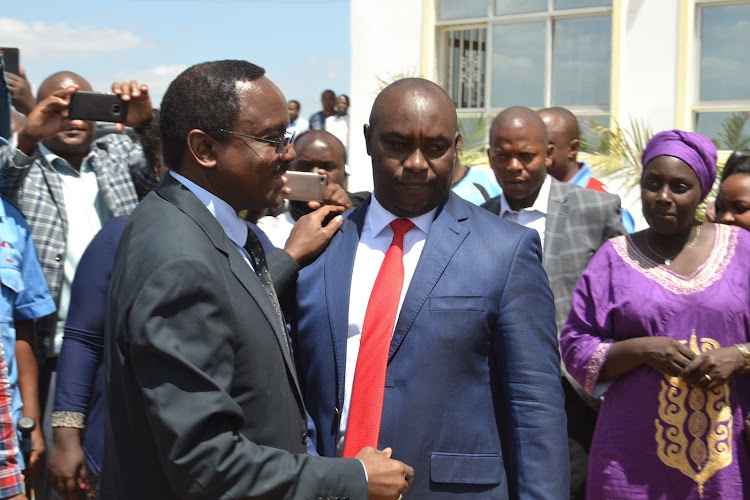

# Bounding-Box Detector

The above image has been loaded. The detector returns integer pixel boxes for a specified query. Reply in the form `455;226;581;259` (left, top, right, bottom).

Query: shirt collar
367;193;437;239
169;171;249;249
569;161;591;186
38;142;94;174
499;174;552;217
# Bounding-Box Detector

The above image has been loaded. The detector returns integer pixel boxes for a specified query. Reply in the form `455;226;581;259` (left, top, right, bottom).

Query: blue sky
1;0;350;118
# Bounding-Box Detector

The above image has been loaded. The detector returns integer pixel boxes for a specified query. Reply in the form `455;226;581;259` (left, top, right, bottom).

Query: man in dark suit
481;106;625;499
102;60;413;500
290;78;569;498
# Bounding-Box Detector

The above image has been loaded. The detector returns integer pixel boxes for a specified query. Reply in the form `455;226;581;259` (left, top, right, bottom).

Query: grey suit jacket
101;175;366;499
483;177;626;332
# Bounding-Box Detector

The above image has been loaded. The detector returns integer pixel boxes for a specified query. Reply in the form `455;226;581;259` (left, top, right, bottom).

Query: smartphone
282;171;327;202
0;47;19;76
68;91;129;123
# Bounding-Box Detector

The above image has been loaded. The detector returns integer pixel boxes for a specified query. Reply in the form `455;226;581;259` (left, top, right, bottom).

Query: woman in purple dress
560;130;750;499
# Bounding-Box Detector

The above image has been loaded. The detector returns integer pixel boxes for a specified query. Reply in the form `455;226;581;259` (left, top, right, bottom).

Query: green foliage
583;117;654;199
457;114;492;167
712;112;750;150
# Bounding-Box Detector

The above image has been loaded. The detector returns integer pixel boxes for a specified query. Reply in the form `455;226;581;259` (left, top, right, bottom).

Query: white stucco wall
347;0;425;192
616;0;680;133
348;0;688;209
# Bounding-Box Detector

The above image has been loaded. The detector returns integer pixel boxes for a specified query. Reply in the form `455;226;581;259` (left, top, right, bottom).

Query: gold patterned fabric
51;410;85;429
611;224;737;295
655;333;733;497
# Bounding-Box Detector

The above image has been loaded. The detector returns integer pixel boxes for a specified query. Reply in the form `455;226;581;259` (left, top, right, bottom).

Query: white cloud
0;17;154;60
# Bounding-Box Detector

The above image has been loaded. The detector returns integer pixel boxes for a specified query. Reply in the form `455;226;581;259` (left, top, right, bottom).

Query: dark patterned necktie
244;227;286;334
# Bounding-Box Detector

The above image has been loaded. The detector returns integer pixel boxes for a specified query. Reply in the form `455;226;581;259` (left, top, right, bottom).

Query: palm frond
584;116;654;199
457;114;492;167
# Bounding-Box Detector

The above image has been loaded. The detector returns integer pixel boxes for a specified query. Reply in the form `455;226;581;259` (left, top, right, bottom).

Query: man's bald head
538;106;581;182
369;78;457;133
37;71;92;102
36;71;96;157
290;130;347;186
365;77;459;217
293;130;346;166
490;106;548;146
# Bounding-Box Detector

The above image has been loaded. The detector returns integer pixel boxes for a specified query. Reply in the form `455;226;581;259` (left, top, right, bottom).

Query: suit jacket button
334;406;340;416
55;254;62;262
301;430;308;444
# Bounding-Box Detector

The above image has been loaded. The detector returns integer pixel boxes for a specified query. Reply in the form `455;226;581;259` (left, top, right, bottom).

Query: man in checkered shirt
0;71;156;500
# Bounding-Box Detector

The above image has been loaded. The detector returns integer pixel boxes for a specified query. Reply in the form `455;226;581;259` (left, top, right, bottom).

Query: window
438;0;612;120
693;1;750;149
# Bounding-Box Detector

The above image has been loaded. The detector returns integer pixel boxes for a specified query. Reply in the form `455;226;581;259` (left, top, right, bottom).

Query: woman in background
715;149;750;231
560;130;750;499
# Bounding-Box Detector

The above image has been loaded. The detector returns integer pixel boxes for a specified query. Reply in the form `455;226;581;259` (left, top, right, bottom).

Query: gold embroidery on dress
654;332;732;498
612;224;738;295
584;341;611;396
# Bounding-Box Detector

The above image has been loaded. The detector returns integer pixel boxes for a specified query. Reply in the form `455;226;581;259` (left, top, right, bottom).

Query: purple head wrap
641;130;717;200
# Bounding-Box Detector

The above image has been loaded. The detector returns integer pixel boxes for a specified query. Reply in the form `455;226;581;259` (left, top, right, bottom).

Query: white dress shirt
287;117;309;136
498;174;552;250
36;143;112;354
256;211;296;249
337;195;437;455
325;114;350;150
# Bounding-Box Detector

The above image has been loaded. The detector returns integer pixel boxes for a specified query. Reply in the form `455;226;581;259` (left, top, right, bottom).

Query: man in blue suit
290;78;569;498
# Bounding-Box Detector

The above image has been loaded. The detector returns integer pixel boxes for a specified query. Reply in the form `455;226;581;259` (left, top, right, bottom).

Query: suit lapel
157;176;301;396
389;194;469;360
544;179;569;264
326;201;368;404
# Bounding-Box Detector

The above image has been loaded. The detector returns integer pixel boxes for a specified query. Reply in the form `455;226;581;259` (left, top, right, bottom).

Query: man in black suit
102;60;413;499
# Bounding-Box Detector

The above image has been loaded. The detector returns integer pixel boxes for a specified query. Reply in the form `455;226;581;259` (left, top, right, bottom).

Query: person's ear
456;132;464;151
545;143;554;168
187;130;219;169
364;124;372;157
569;138;580;159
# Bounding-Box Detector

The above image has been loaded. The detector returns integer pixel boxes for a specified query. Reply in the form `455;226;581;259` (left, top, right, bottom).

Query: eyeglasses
217;128;295;155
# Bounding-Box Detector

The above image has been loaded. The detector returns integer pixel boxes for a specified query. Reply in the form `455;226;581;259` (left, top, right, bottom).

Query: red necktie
343;218;414;458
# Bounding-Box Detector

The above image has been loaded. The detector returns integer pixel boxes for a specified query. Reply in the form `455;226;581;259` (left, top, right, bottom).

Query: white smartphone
283;171;327;202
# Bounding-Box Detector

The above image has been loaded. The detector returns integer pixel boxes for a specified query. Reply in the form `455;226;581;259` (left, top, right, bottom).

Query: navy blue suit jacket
290;192;570;499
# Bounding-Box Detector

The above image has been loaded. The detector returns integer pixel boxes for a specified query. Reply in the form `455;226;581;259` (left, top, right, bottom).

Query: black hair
288;99;301;109
159;60;266;171
321;89;335;98
338;94;350;106
721;149;750;182
128;110;162;201
140;109;161;174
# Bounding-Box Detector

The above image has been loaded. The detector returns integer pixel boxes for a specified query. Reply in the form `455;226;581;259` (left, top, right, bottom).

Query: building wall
614;0;680;132
347;0;741;200
348;0;425;192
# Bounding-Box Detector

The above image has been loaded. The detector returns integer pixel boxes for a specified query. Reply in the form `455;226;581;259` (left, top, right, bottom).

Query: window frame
690;0;750;139
436;0;613;118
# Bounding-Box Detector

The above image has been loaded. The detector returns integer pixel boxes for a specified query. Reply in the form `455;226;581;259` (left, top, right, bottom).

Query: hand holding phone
68;91;129;123
282;171;327;202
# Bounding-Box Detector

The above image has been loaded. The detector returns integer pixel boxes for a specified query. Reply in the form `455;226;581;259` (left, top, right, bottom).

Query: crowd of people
0;52;747;500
